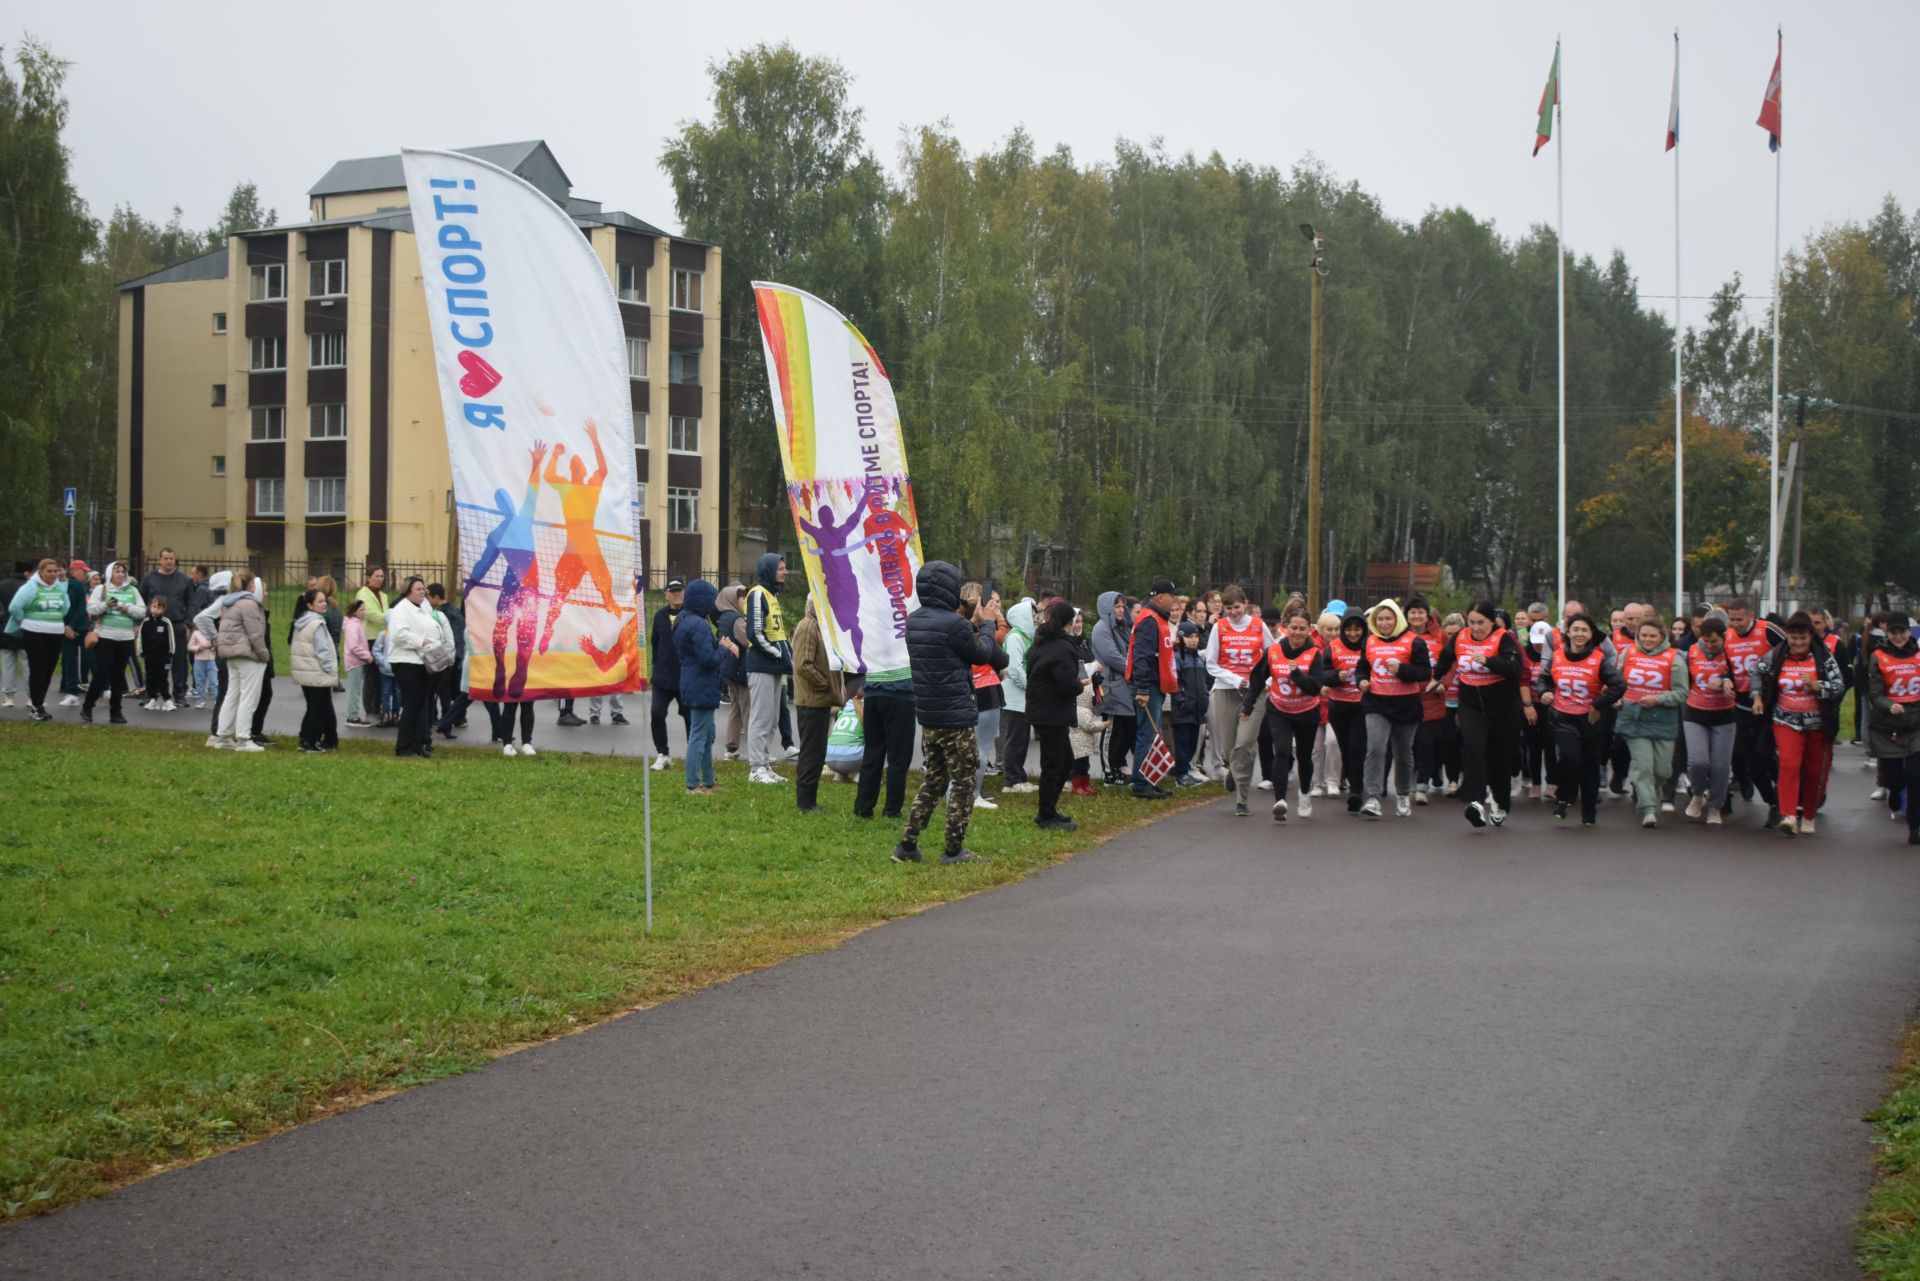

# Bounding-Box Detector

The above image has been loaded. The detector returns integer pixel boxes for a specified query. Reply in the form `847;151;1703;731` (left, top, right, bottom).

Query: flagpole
1673;29;1685;618
1767;26;1782;617
1555;37;1567;615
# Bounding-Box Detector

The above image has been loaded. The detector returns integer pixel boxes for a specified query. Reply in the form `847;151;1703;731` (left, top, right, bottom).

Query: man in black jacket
648;579;688;770
0;560;29;707
894;561;1006;865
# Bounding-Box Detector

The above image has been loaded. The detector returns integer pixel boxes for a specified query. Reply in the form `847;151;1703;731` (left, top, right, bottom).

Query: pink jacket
344;616;373;670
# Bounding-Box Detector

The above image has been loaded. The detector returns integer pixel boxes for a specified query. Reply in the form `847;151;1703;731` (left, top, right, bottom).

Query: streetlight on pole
1301;224;1327;610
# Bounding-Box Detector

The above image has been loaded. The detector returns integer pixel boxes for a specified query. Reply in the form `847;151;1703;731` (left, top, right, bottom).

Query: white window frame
253;477;284;518
249;335;285;371
309;258;347;298
671;267;703;312
667;486;699;534
617;261;647;304
633;409;649;448
669;415;700;455
248;263;285;302
212;455;226;478
626;335;649;380
212;312;228;334
306;476;346;517
249;405;286;442
309;402;347;439
669;349;701;385
308;331;345;370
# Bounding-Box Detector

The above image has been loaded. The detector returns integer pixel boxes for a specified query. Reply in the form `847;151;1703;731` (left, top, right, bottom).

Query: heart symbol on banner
458;350;503;398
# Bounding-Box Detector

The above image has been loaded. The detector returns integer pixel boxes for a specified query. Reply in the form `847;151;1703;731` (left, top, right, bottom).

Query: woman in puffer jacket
213;571;269;751
387;575;450;759
289;589;340;753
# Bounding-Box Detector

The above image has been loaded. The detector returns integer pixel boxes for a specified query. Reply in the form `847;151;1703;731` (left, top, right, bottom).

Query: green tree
206;180;275;246
0;39;92;549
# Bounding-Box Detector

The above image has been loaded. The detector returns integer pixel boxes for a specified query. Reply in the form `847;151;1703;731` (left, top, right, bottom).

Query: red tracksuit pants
1772;723;1831;821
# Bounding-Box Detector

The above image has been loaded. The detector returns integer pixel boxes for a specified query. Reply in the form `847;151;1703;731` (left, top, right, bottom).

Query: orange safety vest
1723;625;1774;693
1550;647;1607;716
1620;647;1675;699
1774;653;1821;714
1212;616;1264;681
1454;628;1510;688
1263;641;1319;715
1873;647;1920;704
1686;647;1736;711
1127;608;1178;695
1325;637;1366;704
1364;634;1420;697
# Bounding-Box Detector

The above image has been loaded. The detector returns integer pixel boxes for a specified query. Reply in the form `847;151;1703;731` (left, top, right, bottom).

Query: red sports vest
1550;647;1606;715
1613;629;1635;654
1454;628;1510;688
1263;641;1319;715
1366;634;1420;697
1774;653;1820;714
1723;625;1773;693
1621;647;1675;700
1820;632;1841;656
1212;617;1264;681
1326;637;1366;703
1128;609;1178;695
1874;648;1920;705
1686;647;1736;711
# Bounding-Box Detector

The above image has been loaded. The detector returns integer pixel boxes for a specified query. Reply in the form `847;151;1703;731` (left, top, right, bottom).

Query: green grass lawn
0;721;1211;1218
1862;1025;1920;1278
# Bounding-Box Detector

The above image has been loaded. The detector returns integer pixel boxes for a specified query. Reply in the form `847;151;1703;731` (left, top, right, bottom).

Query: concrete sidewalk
3;745;1915;1279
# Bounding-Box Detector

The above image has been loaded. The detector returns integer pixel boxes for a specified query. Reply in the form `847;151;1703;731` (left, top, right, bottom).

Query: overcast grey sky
22;0;1920;331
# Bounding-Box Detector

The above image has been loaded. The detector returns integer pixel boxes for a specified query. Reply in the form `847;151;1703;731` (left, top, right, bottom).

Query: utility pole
1789;394;1807;607
1302;224;1326;609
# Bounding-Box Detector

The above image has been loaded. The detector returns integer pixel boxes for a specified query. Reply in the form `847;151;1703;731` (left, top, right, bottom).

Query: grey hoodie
1090;591;1133;718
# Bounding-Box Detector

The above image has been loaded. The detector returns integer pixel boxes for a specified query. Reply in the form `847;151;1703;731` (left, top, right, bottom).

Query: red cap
69;560;89;575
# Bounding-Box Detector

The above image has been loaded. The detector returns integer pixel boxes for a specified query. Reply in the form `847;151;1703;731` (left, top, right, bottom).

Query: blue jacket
672;580;728;710
904;561;1005;729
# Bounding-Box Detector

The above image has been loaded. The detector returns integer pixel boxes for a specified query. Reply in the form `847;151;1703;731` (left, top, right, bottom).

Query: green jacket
1612;634;1689;740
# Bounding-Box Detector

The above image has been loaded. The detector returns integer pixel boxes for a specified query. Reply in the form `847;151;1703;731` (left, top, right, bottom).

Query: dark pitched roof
117;247;229;291
308;141;569;196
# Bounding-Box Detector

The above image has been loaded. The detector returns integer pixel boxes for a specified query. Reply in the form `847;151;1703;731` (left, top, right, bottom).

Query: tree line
666;44;1919;608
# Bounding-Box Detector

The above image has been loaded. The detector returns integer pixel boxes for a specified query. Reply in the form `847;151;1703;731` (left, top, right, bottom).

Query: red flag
1756;32;1781;152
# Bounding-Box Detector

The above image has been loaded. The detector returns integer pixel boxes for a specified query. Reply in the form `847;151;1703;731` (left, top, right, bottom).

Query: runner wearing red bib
1614;620;1689;827
1357;600;1433;819
1405;597;1451;806
1239;614;1328;821
1753;613;1844;834
1435;605;1523;828
1205;590;1271;815
1870;614;1920;845
1723;603;1785;825
1534;614;1625;825
1325;613;1372;813
1681;618;1738;821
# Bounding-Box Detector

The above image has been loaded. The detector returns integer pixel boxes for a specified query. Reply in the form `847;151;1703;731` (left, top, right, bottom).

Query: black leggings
1106;714;1136;778
1458;702;1520;811
1551;710;1609;821
1269;708;1319;794
1733;704;1778;805
651;686;689;755
487;700;535;745
1036;723;1071;819
301;685;338;748
23;631;63;709
1328;703;1368;803
84;637;134;716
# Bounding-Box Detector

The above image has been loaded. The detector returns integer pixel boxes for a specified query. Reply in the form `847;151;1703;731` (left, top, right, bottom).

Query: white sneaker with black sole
650;754;671;771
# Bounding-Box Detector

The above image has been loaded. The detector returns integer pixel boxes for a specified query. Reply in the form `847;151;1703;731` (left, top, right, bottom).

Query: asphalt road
5;746;1918;1280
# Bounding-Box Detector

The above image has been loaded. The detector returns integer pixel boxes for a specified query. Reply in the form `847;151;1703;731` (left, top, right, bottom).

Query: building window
253;477;284;517
249;335;285;371
213;312;227;334
211;384;227;407
309;258;347;298
617;261;646;303
250;405;285;442
212;455;226;477
309;402;346;439
626;335;648;380
309;331;345;369
672;267;703;312
248;263;285;302
633;409;648;447
211;527;226;547
667;486;699;533
668;349;701;385
307;476;346;517
669;415;700;454
637;480;647;510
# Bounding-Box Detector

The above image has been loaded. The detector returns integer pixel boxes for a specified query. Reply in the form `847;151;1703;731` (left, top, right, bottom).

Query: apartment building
116;140;722;582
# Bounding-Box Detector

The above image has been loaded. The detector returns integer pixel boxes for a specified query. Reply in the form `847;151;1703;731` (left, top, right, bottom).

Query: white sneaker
1297;793;1312;818
1801;816;1816;835
1256;779;1273;791
0;695;12;707
59;694;79;706
141;699;157;711
1706;809;1724;826
1413;790;1430;806
724;749;742;762
1004;782;1039;794
650;753;671;771
1443;779;1461;796
1871;787;1890;801
1779;816;1799;837
1660;800;1675;814
1487;800;1508;827
234;741;265;753
1641;813;1658;828
161;699;176;712
206;735;227;749
751;768;785;784
1395;795;1412;818
519;743;537;757
1271;798;1288;821
503;742;518;757
1361;797;1382;819
972;795;999;810
1686;795;1707;820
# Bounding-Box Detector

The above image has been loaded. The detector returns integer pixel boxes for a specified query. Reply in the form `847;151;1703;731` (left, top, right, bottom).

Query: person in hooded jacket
647;579;688;771
82;561;147;724
1434;600;1526;829
1169;619;1211;787
1090;591;1136;785
1535;613;1627;826
712;582;751;761
1000;599;1038;792
1024;599;1086;830
744;553;793;783
1357;599;1434;819
1323;610;1372;813
1749;610;1847;836
1865;612;1920;844
1612;613;1691;829
893;561;1006;864
673;579;737;793
289;589;340;753
212;571;270;751
1239;609;1329;821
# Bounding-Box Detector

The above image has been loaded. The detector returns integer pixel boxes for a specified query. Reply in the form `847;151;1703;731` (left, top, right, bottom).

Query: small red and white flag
1757;31;1782;152
1138;725;1176;786
1665;33;1680;152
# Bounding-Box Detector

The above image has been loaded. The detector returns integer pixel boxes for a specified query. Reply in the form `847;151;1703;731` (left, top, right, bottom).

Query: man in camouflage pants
892;560;1006;865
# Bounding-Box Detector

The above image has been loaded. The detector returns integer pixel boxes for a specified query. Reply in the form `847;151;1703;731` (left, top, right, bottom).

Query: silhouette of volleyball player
796;502;870;658
468;440;548;700
538;419;618;654
580;572;644;688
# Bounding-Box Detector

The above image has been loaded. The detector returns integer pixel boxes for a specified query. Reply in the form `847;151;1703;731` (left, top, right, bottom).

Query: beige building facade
117;141;722;584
